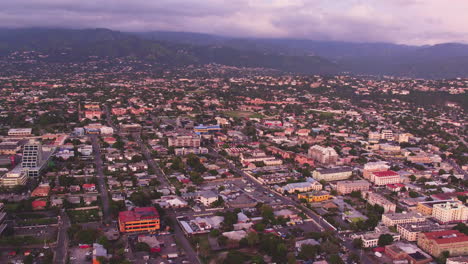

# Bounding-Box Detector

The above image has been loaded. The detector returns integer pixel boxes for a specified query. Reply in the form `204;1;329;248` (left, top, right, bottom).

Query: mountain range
3;28;468;78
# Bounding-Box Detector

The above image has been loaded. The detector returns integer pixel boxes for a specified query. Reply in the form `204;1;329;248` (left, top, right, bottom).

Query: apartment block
367;192;396;213
382;211;426;226
312;166;353;182
336;180;370;194
432;201;468;224
308;145;338;165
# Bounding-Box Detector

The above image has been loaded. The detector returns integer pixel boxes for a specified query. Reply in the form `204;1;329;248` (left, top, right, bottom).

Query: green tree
135;242;150;252
217;235;228;247
297;244;319;260
352;238;363;249
378;234;394;247
328;254;344;264
246;231;259;246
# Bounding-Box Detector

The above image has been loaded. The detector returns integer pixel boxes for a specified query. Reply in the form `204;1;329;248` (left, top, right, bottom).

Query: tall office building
22;141;42;168
21;140;43;177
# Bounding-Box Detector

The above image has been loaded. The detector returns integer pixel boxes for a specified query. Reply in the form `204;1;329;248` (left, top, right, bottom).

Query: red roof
119;207;159;222
373;170;399;177
82;183;95;189
423;230;468;244
32;200;47;208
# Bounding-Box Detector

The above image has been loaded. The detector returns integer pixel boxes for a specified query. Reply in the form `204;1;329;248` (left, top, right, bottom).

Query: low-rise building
118;207;160;233
8;128;32;137
370;170;401;186
277;181;322;194
312;166;353;182
418;230;468;257
367;192;396;213
363;161;389;179
336;180;370;194
397;221;445;242
355;226;401;248
416;200;454;216
168;135;200;147
382;212;426;226
298;191;332;203
0;168;28;187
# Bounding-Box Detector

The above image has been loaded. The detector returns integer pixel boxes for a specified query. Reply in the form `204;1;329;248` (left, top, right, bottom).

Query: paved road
132;133;170;188
90;135;111;225
342;236;374;264
448;158;468;180
131;133;201;264
103;105;120;133
54;210;71;264
208;148;334;232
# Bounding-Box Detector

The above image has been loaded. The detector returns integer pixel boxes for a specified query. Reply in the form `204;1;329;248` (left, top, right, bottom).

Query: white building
8;128;32;137
432;201;468;224
308;145;338;165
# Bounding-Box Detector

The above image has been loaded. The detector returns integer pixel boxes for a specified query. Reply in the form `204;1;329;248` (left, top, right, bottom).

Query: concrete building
381;130;395;141
368;131;381;143
8;128;32;137
382;212;426;227
336;180;370;195
384;242;432;264
298;191;332;203
308;145;338;165
367;192;396;213
0;167;28;187
312;166;353;182
355;226;401;248
278;181;322;194
168;135;201;147
118;207;160;233
363;161;390;179
418;230;468;257
370;170;401;186
416;200;455;216
22;141;42;168
397;221;445;242
432;201;468;224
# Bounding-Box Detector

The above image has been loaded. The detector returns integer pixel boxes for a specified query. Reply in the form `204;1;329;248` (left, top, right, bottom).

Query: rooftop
423;230;468;244
373;170;399;177
119;207;159;222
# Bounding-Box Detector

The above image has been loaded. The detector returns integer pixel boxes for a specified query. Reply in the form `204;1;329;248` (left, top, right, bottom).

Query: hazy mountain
3;28;468;78
0;28;339;74
138;31;468;78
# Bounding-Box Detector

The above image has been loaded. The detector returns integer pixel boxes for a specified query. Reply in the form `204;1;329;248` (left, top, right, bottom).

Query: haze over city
0;1;467;264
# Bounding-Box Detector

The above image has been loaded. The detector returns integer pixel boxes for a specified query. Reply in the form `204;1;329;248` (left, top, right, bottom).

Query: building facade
418;230;468;257
336;180;370;194
118;207;160;233
432;202;468;224
382;212;426;227
308;145;338;165
312;167;353;182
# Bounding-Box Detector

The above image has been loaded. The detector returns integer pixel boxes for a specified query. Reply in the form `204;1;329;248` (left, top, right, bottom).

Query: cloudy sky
2;0;468;45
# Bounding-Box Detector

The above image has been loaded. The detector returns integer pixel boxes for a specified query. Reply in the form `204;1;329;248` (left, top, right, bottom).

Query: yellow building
298;191;332;203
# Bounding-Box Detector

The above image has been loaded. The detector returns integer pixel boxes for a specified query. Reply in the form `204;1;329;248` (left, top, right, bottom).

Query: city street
90;135;111;225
